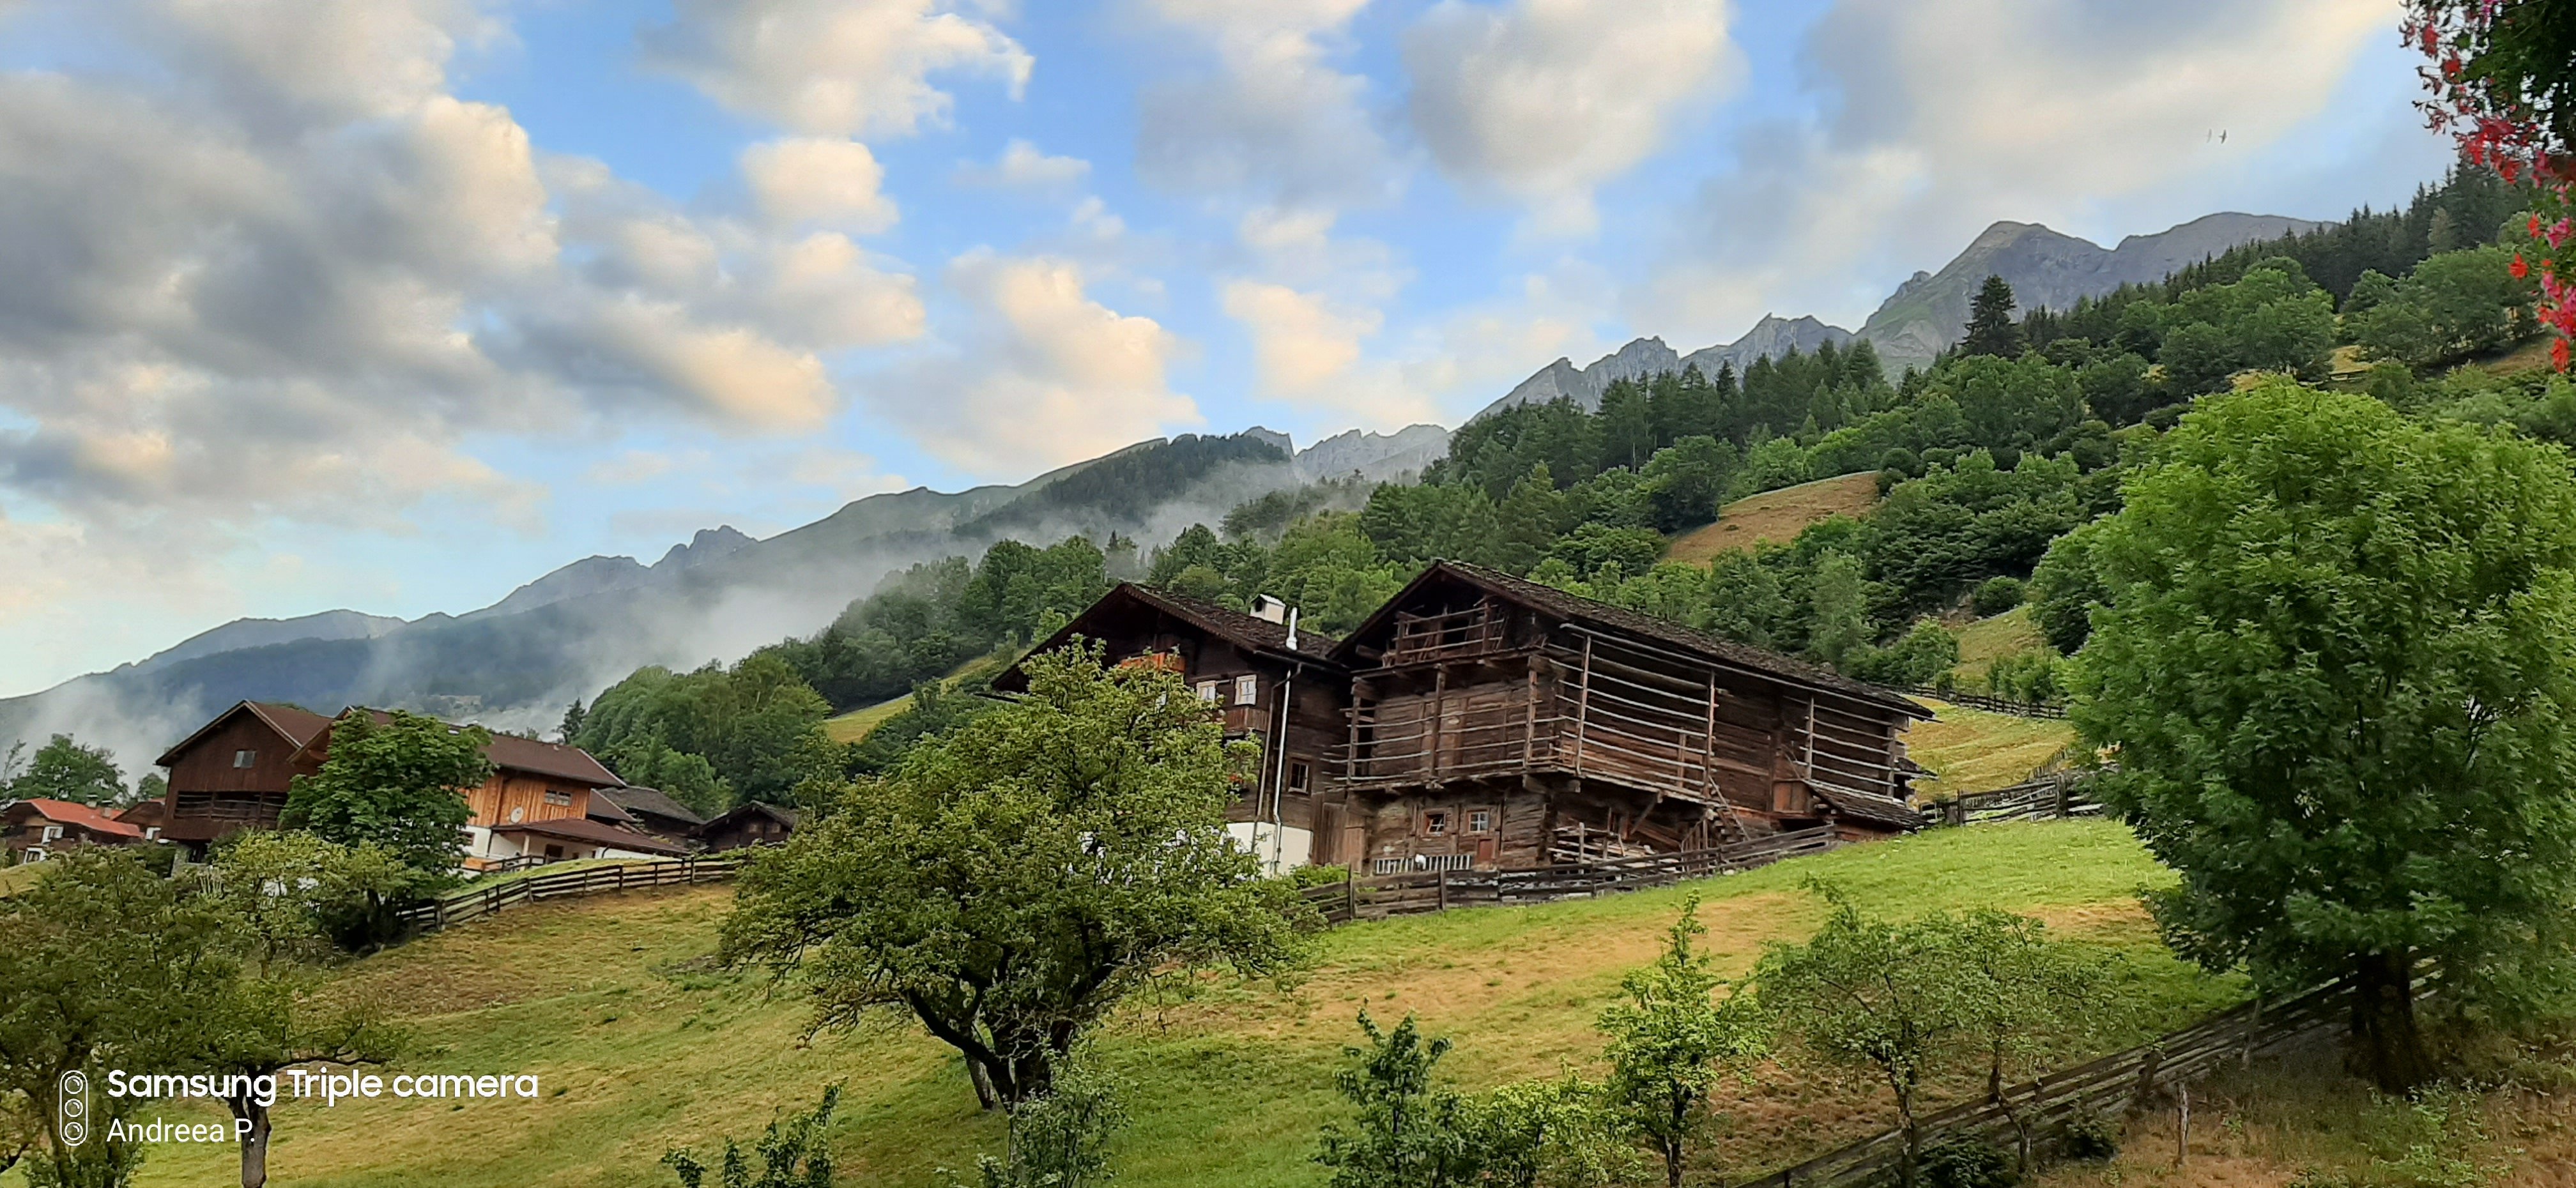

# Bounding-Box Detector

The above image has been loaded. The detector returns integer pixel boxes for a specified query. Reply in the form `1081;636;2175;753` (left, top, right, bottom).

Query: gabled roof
155;701;336;767
1333;561;1931;719
487;814;690;856
319;710;624;787
1809;784;1928;830
700;801;802;831
8;798;146;839
995;582;1343;692
599;786;707;826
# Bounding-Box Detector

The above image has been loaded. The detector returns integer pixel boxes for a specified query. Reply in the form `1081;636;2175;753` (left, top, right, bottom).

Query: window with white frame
543;789;572;807
1469;809;1492;834
233;749;257;768
1423;810;1450;835
1234;674;1259;705
1195;680;1220;704
40;825;63;842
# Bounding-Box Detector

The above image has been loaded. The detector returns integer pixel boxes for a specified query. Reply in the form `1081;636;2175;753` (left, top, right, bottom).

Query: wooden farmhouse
155;701;673;867
3;798;148;863
595;786;707;847
1328;563;1930;871
1010;565;1933;874
995;583;1348;872
696;801;801;852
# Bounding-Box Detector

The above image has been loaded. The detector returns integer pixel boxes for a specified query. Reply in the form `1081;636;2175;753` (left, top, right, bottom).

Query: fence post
1346;875;1358;922
1436;867;1448;912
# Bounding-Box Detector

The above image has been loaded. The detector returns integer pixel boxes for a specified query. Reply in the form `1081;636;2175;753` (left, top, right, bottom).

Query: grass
820;650;1016;745
1951;605;2049;687
1903;699;2079;800
112;821;2237;1188
1666;472;1882;565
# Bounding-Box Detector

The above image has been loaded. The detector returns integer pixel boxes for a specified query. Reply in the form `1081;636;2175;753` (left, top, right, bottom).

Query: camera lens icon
57;1070;88;1148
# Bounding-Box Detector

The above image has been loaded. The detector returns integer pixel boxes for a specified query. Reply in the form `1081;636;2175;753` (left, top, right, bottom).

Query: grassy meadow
105;821;2237;1188
1666;472;1882;565
1902;700;2079;799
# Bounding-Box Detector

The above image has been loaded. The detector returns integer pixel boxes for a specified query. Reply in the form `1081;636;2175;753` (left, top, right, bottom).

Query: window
1469;809;1492;834
1195;680;1220;704
1423;811;1450;835
543;844;564;859
543;789;572;807
40;825;63;842
1289;762;1310;791
233;749;257;768
1234;674;1259;705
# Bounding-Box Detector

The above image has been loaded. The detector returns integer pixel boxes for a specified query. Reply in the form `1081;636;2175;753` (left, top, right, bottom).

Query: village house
155;701;669;867
595;786;707;848
994;583;1348;872
3;798;148;863
696;801;801;851
1009;564;1934;874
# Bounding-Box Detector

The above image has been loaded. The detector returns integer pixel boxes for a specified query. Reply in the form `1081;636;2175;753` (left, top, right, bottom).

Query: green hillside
117;823;2232;1188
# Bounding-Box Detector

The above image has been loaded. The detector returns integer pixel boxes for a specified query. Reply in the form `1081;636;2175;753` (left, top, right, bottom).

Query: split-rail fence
398;853;749;933
1298;825;1841;924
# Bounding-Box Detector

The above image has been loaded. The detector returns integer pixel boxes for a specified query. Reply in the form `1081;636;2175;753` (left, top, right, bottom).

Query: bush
1917;1136;2015;1188
2057;1113;2118;1162
1970;576;2026;617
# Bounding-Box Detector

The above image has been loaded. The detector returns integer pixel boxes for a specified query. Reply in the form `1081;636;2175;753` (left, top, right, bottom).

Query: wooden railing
1300;826;1841;924
1891;685;2068;720
397;853;752;934
1732;979;2353;1187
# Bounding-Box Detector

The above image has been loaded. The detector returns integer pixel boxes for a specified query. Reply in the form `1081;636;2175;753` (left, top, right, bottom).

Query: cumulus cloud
1404;0;1744;234
0;0;939;691
742;137;901;232
1133;0;1397;207
875;250;1197;473
955;138;1091;190
641;0;1032;137
1632;0;2402;339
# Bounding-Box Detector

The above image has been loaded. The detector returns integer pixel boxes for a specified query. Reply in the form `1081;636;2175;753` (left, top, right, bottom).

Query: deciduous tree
2074;382;2576;1090
280;710;489;877
1597;895;1771;1188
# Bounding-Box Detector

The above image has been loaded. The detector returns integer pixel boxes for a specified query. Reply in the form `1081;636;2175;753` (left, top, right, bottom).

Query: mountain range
6;208;2324;770
1478;211;2322;419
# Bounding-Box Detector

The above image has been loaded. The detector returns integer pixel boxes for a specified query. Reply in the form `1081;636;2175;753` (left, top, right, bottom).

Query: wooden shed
1326;562;1931;872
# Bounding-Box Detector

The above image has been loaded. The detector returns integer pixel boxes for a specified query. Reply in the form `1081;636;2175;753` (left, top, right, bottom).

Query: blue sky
0;0;2451;696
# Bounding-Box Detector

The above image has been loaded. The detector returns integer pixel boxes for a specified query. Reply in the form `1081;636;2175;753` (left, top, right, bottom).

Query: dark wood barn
995;583;1349;871
155;701;337;849
1327;563;1931;872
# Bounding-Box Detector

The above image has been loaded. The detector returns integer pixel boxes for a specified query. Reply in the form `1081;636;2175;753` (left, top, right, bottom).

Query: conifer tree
1959;275;2025;358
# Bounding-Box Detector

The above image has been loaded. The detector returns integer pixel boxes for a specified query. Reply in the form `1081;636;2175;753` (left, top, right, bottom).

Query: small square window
40;825;63;842
1423;811;1449;836
543;789;572;807
1469;810;1492;834
1289;761;1310;791
1234;675;1259;705
233;749;257;768
1195;680;1220;704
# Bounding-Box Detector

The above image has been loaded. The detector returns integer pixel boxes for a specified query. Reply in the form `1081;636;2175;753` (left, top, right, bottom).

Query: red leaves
2552;337;2567;372
2513;254;2531;280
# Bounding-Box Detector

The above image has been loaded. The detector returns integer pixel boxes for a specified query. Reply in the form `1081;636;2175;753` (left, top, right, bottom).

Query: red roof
487;815;689;856
12;798;146;839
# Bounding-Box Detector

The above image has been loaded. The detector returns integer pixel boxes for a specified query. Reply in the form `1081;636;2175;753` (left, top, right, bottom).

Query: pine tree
1960;275;2025;358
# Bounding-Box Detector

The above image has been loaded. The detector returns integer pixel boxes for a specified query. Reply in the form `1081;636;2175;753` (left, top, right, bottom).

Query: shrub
1970;576;2026;617
2056;1112;2118;1162
1917;1136;2015;1188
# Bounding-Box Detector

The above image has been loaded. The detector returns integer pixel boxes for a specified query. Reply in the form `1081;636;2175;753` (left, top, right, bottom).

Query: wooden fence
1732;979;2354;1188
1890;685;2068;720
1931;771;2102;827
1300;826;1841;924
398;853;749;933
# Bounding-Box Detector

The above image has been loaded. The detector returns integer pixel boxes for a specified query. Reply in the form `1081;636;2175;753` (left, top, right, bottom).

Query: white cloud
1632;0;2402;340
1133;0;1397;207
641;0;1032;137
1223;280;1376;395
1403;0;1743;235
742;137;900;232
876;250;1197;474
954;139;1091;190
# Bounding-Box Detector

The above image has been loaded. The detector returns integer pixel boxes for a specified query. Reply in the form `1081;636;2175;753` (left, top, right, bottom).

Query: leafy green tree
2072;383;2576;1090
1969;576;2024;617
1262;512;1407;635
578;655;836;808
2350;245;2538;369
198;833;408;1188
1947;911;2111;1173
1843;621;1960;688
2026;521;2107;654
1959;275;2025;359
4;735;126;805
1639;436;1738;533
1315;1014;1482;1188
1597;895;1771;1188
1598;378;1659;471
664;1086;842;1188
1492;465;1575;575
1757;883;1981;1184
721;647;1310;1109
1804;553;1873;669
0;851;240;1188
1728;436;1811;499
280;710;489;876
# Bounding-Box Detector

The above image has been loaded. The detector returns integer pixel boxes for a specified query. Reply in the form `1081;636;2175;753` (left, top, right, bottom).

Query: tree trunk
967;1060;1000;1111
226;1093;271;1188
2349;950;2432;1092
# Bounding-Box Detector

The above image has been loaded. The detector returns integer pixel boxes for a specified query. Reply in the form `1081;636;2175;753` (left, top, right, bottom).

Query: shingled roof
155;701;337;767
996;582;1342;692
1336;561;1931;719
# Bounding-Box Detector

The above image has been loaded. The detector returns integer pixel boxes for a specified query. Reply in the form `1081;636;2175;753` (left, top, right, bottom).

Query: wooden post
1570;634;1595;779
1436;867;1448;911
1429;665;1446;782
2177;1080;2190;1169
2243;993;2264;1068
1346;874;1358;922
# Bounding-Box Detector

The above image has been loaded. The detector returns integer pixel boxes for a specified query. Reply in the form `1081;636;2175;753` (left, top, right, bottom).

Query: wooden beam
1571;632;1595;780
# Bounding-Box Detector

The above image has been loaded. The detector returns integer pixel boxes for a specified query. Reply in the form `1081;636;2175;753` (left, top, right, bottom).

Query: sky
0;0;2454;698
